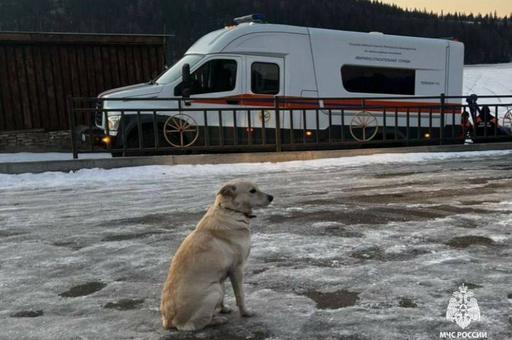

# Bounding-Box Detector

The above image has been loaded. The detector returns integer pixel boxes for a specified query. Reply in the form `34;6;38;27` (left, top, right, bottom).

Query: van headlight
107;115;121;131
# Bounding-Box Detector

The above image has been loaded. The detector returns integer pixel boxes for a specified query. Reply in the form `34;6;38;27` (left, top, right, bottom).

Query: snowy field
1;150;512;340
464;62;512;98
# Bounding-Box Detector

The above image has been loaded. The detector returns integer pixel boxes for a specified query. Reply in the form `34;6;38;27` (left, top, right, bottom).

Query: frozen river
0;150;511;340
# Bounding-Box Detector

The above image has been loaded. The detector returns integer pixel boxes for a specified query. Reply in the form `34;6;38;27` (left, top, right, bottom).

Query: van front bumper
80;127;116;148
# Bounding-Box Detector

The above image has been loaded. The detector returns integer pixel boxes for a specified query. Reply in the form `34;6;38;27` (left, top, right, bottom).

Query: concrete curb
1;142;511;174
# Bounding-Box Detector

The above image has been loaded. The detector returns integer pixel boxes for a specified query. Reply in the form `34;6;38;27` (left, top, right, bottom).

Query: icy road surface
1;151;512;340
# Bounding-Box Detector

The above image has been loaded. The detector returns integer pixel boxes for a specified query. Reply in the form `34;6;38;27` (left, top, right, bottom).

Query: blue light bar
233;14;266;25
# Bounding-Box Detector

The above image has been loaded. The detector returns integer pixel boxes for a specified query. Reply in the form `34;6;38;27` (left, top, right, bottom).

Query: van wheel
125;126;167;154
350;111;379;142
163;114;199;147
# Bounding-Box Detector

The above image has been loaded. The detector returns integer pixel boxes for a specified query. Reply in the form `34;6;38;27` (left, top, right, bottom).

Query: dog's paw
220;306;232;314
211;315;229;326
240;309;255;317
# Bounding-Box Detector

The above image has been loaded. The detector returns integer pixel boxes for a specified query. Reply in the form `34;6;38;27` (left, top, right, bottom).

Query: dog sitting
160;180;273;331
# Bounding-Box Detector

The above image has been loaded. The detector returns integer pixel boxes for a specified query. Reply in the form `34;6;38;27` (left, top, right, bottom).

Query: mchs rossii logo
439;284;487;339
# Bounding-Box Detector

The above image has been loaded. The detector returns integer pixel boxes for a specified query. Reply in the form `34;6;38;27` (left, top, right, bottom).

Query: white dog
160;180;273;331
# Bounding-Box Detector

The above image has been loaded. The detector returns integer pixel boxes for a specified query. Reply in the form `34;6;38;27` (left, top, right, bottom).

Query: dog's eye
249;189;257;193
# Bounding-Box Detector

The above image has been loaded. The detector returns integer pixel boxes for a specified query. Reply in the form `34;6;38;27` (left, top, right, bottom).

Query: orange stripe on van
192;94;462;113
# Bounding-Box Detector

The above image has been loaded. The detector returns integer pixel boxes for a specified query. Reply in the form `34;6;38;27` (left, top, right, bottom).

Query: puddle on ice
59;281;107;297
10;310;44;318
303;289;360;309
398;297;417;308
445;235;495;248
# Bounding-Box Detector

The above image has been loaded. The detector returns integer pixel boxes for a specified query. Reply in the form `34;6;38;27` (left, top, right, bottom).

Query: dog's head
216;180;273;216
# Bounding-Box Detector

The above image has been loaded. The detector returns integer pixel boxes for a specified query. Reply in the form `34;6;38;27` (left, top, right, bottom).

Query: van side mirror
181;64;192;98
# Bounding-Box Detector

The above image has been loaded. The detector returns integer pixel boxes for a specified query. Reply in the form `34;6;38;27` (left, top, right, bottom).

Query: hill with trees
0;0;511;64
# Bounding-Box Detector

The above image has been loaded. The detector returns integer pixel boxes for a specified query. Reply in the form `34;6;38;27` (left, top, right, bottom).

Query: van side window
251;62;279;95
341;65;415;95
174;59;237;96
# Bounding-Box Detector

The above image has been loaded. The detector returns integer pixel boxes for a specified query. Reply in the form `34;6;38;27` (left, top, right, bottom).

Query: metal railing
69;94;512;158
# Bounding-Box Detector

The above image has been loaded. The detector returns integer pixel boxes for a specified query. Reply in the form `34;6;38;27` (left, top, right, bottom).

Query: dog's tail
161;315;172;330
160;291;175;330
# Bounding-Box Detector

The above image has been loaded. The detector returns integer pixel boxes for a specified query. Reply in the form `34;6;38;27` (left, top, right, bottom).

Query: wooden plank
141;46;151;82
132;46;143;83
0;79;4;130
15;47;33;129
117;47;127;85
31;46;50;130
50;46;67;130
157;45;165;70
67;47;81;99
77;46;93;127
5;46;24;130
23;46;41;129
109;46;121;87
0;46;11;130
76;46;89;97
84;45;98;97
58;45;73;97
40;45;59;130
101;46;112;90
148;45;158;79
124;46;136;85
68;47;86;125
93;46;105;92
0;74;4;130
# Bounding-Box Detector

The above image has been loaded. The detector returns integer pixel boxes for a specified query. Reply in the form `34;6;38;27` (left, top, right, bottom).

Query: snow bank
0;150;510;190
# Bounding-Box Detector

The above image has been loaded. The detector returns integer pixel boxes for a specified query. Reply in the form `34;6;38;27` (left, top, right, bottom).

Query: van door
170;55;243;147
243;56;284;144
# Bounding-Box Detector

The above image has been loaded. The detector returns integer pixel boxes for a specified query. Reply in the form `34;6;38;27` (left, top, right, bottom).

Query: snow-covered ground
464;62;512;97
464;62;512;119
1;151;511;340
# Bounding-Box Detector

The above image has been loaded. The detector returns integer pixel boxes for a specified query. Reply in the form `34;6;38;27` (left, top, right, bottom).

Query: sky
377;0;512;17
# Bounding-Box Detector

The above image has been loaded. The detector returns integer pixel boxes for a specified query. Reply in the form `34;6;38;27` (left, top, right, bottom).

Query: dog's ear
218;184;236;198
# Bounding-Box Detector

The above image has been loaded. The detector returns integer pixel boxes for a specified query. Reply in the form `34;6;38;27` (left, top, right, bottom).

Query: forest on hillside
0;0;511;64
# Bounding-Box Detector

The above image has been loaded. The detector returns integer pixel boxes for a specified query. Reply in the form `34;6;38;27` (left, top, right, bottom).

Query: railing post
67;96;78;159
440;93;445;144
274;96;282;152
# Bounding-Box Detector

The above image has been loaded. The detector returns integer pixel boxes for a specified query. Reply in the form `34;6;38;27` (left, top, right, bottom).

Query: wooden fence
0;32;167;131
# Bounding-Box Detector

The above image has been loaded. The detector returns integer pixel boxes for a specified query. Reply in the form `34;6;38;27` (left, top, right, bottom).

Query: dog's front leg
229;265;254;317
219;280;232;314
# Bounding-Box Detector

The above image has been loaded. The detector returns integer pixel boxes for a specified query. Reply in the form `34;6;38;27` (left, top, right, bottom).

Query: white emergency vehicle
97;14;464;148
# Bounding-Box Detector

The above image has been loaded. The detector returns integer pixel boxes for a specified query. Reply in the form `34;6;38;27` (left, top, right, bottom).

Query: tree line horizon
0;0;511;65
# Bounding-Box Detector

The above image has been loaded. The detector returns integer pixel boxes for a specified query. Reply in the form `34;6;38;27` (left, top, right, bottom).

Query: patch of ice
310;221;345;228
251;233;352;260
384;245;408;254
284;207;304;212
488;235;509;243
421;254;475;266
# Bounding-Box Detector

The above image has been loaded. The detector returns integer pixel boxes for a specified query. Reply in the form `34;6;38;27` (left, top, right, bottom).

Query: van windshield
156;55;203;84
